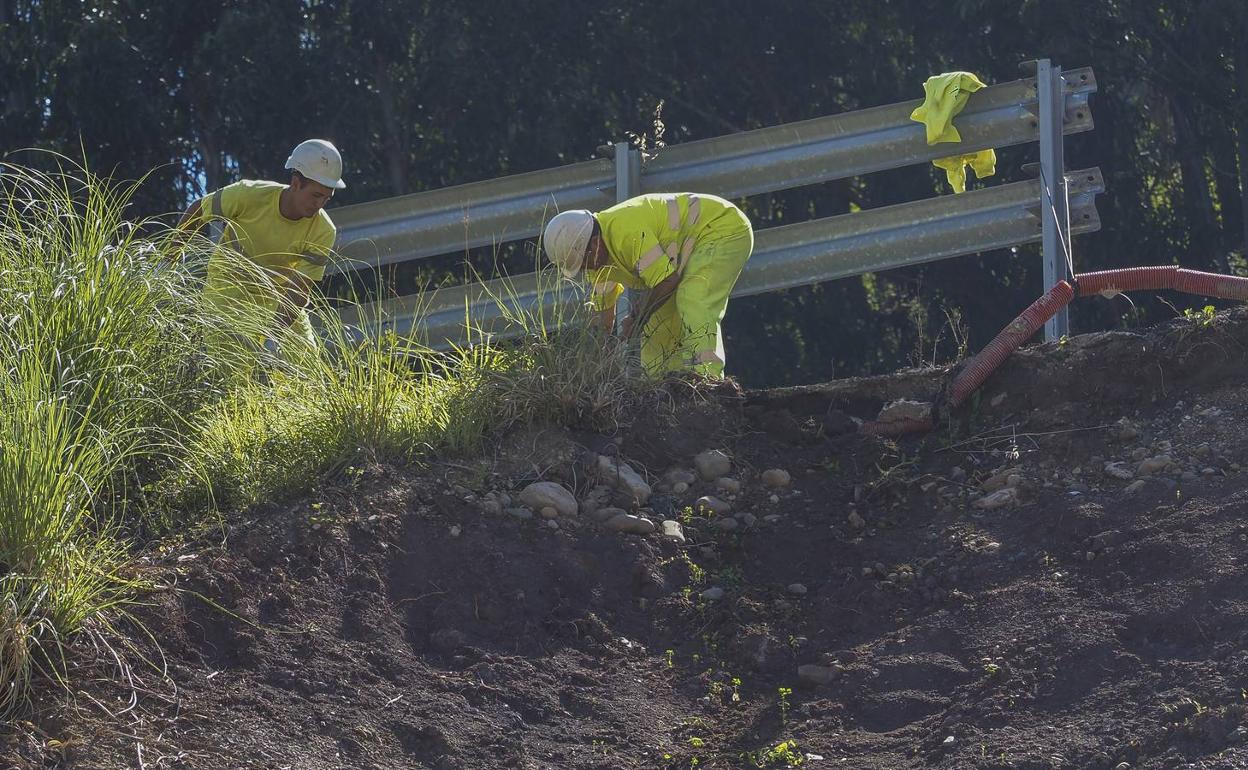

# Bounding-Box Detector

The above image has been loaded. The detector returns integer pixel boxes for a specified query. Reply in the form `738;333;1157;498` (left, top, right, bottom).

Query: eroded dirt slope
7;308;1248;770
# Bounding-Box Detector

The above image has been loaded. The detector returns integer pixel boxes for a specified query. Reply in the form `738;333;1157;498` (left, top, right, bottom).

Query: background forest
3;0;1246;387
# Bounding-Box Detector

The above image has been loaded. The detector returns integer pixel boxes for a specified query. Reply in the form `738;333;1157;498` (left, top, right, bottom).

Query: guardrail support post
1038;59;1071;341
614;141;642;334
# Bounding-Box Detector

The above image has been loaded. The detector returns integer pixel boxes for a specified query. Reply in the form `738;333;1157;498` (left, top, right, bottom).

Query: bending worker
178;139;344;361
542;192;754;378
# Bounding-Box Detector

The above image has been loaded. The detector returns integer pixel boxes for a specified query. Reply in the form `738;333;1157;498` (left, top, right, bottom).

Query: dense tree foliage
3;0;1246;386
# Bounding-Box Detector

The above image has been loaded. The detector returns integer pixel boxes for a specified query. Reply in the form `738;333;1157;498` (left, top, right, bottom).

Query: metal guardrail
331;67;1096;272
337;168;1104;345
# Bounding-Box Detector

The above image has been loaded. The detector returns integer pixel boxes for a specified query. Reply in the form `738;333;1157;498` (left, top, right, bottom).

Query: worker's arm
177;198;205;232
274;267;315;329
171;198;207;254
588;279;623;333
623;271;681;338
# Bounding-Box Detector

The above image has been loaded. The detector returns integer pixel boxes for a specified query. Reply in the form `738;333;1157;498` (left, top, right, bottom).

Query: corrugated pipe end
947;280;1075;408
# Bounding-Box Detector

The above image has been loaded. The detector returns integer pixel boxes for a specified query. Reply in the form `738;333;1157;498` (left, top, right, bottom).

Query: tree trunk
1237;13;1248;258
1212;121;1244;258
1169;93;1222;270
374;53;408;196
198;138;222;196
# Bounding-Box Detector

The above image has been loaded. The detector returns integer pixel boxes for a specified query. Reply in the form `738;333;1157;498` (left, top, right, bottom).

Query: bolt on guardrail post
614;141;642;336
1037;59;1072;341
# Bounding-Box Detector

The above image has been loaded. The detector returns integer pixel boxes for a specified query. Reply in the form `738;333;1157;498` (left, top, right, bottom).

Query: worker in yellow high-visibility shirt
542;193;754;378
178;139;344;366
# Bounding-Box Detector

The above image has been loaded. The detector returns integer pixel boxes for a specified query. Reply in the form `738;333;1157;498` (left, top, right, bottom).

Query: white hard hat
542;210;595;277
285;139;346;189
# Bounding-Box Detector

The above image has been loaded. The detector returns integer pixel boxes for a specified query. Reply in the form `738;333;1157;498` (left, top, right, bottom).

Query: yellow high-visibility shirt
909;71;997;194
587;192;742;311
195;180;336;316
910;71;987;144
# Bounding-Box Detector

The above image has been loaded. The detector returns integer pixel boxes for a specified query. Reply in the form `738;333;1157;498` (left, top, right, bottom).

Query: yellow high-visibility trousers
640;220;753;378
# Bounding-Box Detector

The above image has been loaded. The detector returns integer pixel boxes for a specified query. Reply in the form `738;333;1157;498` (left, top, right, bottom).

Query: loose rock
1123;479;1147;495
518;481;578;517
1136;455;1173;476
506;507;534;520
664;468;697;487
701;587;725;601
1104;462;1135;480
761;468;792;488
797;664;841;686
596;455;653;504
973;487;1019;510
787;583;808;596
1114;418;1140;441
848;510;866;530
694;450;732;481
661;520;686;544
592;506;627;523
672;482;689;495
605;513;656;535
981;467;1021;493
714;517;740;532
540;506;559;519
715;477;742;495
877;399;932;423
696;495;733;516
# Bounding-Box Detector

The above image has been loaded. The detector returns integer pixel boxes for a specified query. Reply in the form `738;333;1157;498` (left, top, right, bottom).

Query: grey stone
981;467;1021;493
1104;462;1134;480
696;495;732;516
787;583;808;596
715;477;742;495
518;481;578;517
973;488;1018;510
592;506;627;523
1114;418;1139;441
694;450;732;481
672;481;689;494
506;507;534;520
661;520;686;544
596;455;652;504
736;512;757;528
848;510;866;530
797;664;841;686
877;399;932;423
761;468;792;488
701;587;725;601
714;516;740;532
664;468;697;486
1137;455;1173;475
605;513;656;535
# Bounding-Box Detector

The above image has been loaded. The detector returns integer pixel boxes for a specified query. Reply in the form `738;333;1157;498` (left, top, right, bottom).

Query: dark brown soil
7;308;1248;770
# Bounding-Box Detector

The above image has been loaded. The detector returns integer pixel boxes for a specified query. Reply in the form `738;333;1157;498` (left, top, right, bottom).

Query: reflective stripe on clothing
637;244;666;275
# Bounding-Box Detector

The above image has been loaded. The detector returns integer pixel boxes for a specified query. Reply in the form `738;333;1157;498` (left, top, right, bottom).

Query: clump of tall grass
0;161;232;717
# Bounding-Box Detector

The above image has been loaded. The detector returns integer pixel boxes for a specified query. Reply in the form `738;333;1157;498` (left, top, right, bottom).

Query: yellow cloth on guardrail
910;71;997;193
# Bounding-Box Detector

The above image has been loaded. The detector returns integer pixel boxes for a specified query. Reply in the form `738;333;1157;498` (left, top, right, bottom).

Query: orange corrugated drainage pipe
858;267;1248;437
